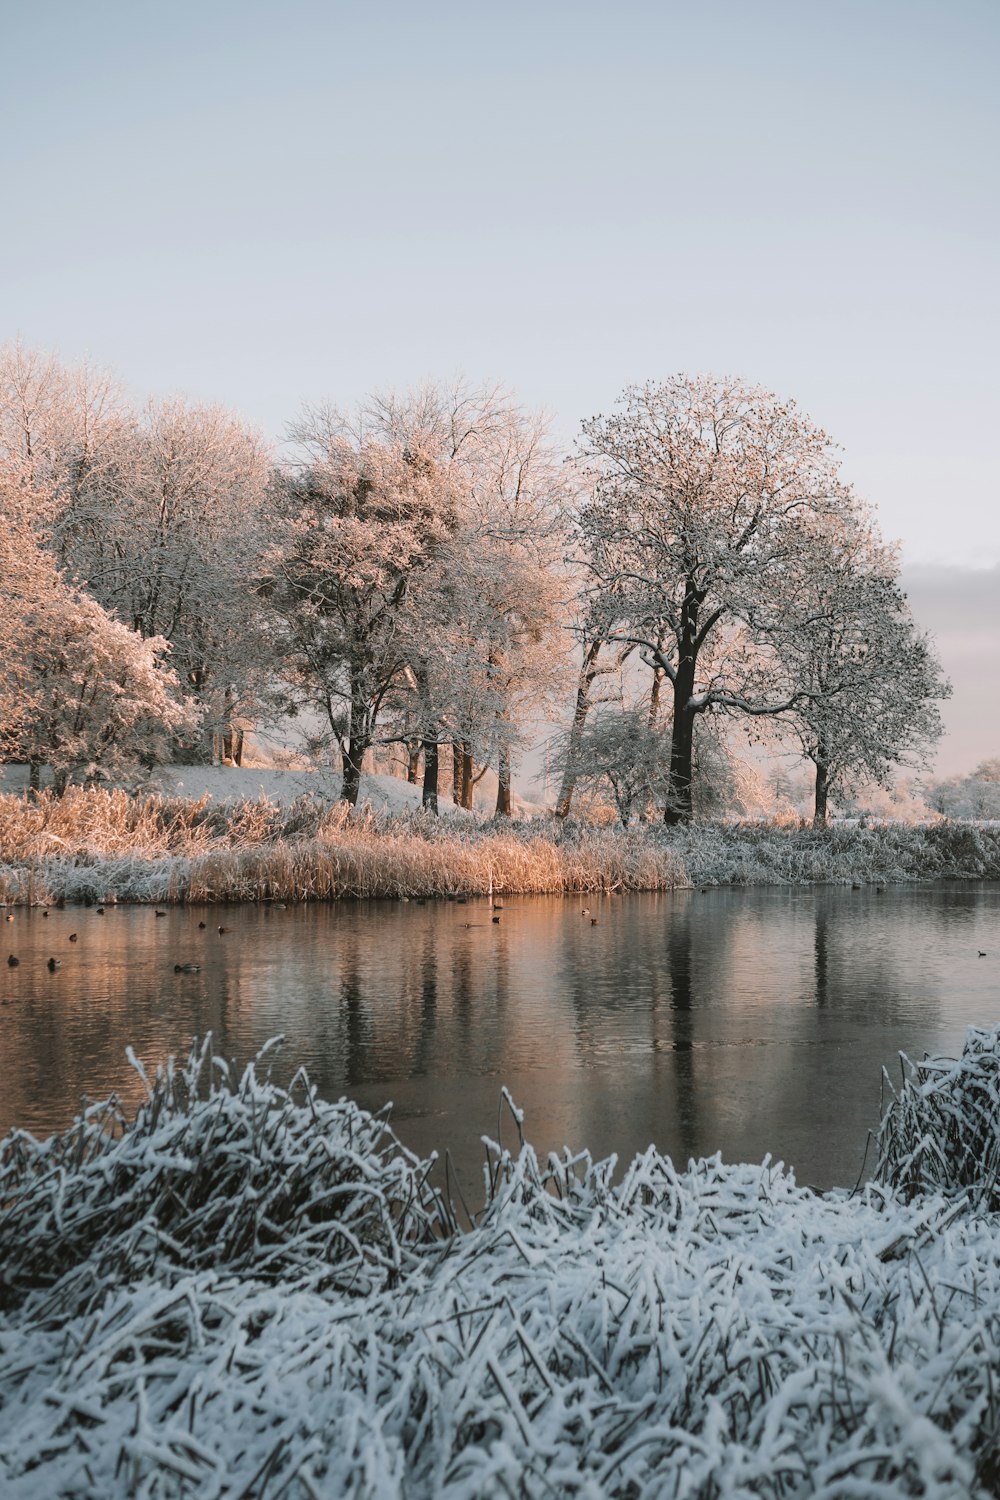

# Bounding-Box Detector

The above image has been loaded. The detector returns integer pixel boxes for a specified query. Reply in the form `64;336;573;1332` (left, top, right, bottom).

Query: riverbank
1;784;1000;905
2;1029;998;1497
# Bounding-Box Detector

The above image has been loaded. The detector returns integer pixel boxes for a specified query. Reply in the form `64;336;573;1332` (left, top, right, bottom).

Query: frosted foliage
3;1033;1000;1496
926;761;1000;820
571;376;912;822
57;396;272;737
263;434;465;796
767;516;948;811
360;380;572;755
0;545;191;785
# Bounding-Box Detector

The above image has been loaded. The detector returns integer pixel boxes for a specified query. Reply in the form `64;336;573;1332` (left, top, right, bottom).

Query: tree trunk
341;690;369;808
220;725;244;766
452;742;465;806
649;664;665;729
663;594;700;826
554;639;604;819
461;744;474;809
813;757;830;828
495;744;513;817
422;736;439;814
664;700;696;825
406;742;420;784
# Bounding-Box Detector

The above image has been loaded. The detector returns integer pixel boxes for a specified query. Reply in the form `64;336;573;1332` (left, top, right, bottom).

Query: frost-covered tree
769;520;949;825
0;522;191;790
264;425;462;806
364;379;571;813
552;620;636;819
926;760;1000;820
552;707;673;825
57;398;272;761
0;341;125;535
575;376;860;824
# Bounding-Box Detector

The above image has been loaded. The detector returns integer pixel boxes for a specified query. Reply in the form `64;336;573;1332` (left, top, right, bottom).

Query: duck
154;910;167;918
174;962;201;974
218;925;231;934
198;920;207;929
47;957;61;972
96;907;105;915
68;933;78;942
492;914;501;924
7;954;18;967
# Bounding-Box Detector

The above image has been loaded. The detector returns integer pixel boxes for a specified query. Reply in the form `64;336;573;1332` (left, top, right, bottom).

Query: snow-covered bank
2;1031;999;1497
1;777;1000;905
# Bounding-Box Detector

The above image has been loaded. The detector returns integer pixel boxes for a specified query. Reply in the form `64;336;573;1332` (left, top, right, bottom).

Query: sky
4;0;998;774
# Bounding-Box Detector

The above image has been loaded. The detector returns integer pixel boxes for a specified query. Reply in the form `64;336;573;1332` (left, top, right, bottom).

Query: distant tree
769;519;950;825
926;760;1000;820
574;376;859;824
552;624;635;819
553;706;673;825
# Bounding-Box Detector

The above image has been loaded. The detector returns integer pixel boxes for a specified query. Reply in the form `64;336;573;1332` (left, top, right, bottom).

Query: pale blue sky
4;0;998;768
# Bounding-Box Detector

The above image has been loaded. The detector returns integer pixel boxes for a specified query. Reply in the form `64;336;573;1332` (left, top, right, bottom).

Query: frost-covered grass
2;1032;1000;1496
876;1025;1000;1210
1;784;1000;904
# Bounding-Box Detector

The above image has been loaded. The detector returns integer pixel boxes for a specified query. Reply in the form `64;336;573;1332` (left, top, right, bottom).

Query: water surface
2;885;998;1195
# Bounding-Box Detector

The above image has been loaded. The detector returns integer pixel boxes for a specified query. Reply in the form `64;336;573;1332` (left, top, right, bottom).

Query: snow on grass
1;775;1000;906
2;1031;1000;1496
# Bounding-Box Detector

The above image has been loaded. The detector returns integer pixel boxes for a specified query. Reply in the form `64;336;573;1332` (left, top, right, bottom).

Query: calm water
1;885;998;1194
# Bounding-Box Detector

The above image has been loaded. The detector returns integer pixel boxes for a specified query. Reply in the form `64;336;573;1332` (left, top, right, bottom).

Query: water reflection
1;885;998;1195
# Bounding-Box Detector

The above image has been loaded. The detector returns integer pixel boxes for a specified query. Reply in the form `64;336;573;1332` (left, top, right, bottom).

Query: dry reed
2;787;1000;905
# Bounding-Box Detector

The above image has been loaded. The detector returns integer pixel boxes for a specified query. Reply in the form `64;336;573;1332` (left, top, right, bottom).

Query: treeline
0;346;949;824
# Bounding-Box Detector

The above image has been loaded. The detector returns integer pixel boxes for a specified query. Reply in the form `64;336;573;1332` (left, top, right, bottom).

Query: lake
1;883;998;1197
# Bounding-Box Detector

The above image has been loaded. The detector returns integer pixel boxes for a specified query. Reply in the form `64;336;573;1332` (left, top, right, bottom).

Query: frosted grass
2;787;1000;905
2;1031;1000;1496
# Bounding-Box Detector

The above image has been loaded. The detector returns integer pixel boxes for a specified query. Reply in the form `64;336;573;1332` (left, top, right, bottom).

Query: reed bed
3;1030;1000;1496
1;787;1000;905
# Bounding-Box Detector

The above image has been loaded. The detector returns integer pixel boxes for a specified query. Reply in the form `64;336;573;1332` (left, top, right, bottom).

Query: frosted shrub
876;1025;1000;1208
0;1039;441;1319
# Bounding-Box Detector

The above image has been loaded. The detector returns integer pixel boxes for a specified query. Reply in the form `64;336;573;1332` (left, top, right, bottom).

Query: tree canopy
0;345;950;817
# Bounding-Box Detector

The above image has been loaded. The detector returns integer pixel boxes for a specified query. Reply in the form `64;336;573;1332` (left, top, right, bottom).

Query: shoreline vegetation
2;1028;1000;1495
1;786;1000;906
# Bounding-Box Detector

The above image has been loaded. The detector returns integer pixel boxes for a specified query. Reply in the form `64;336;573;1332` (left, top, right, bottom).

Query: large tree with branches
574;375;862;823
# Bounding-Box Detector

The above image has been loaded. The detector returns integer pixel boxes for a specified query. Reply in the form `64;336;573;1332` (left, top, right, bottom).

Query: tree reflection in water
1;886;997;1196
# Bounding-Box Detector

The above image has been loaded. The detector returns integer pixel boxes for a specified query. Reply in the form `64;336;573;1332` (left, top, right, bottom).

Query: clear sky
4;0;998;771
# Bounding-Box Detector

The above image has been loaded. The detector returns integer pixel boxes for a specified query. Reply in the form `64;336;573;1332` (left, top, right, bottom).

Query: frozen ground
0;763;547;820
